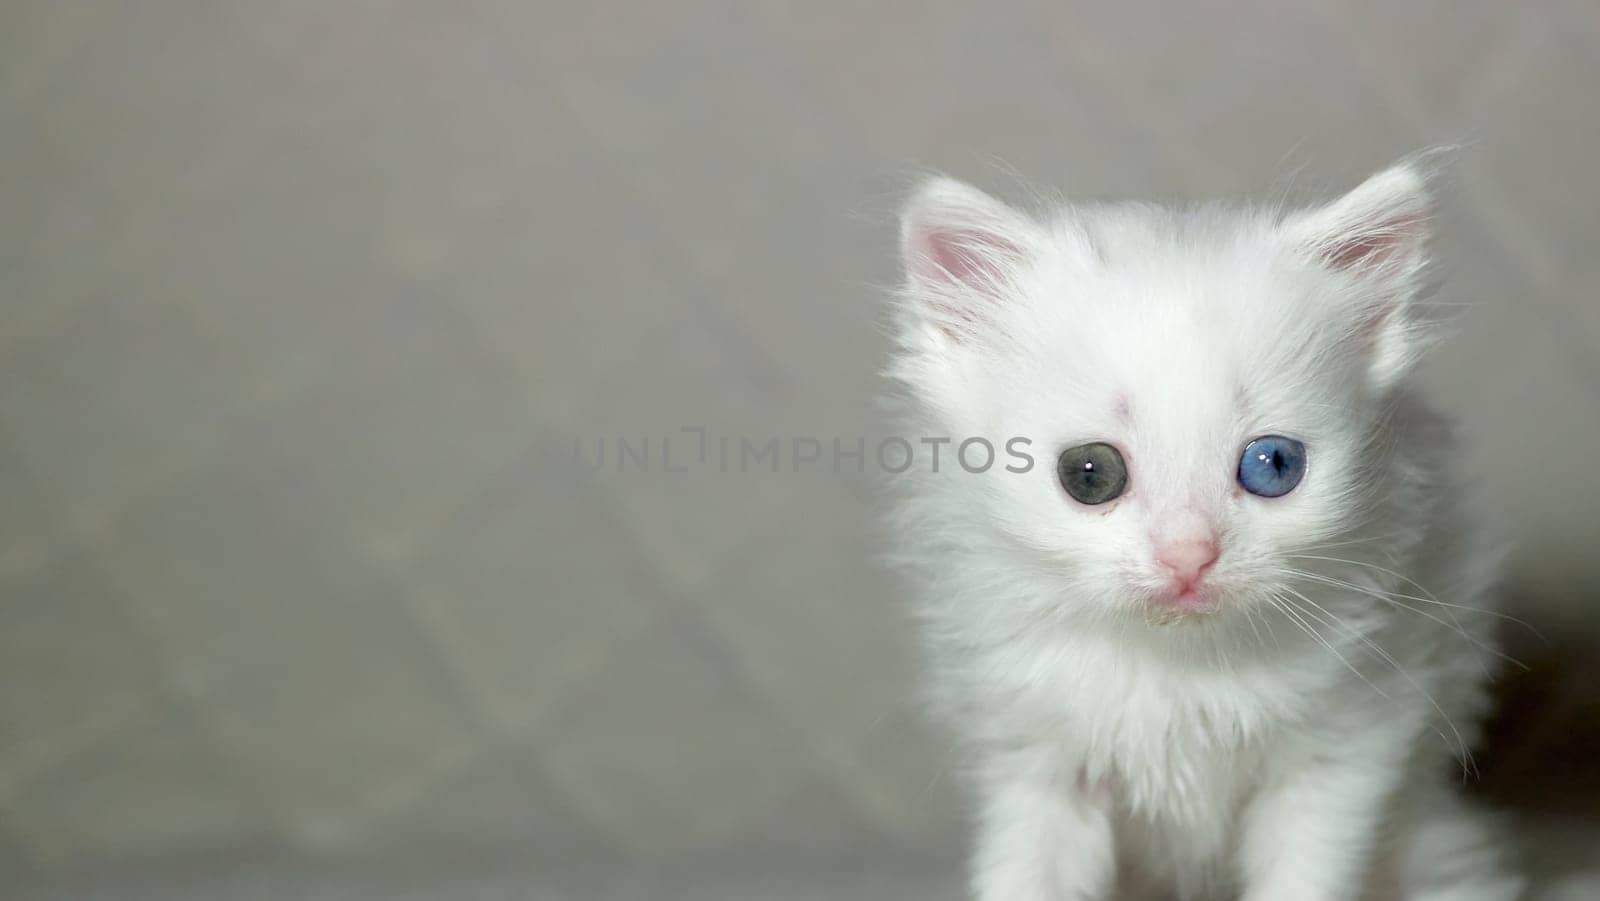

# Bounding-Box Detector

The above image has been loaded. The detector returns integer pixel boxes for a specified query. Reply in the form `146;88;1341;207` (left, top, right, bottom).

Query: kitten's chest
1000;639;1295;823
1089;697;1268;896
1089;692;1265;829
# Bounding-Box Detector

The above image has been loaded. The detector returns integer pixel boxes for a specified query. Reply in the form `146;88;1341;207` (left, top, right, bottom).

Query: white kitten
884;156;1524;901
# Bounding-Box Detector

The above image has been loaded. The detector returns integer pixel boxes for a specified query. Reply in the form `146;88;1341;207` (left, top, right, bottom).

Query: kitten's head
892;160;1443;624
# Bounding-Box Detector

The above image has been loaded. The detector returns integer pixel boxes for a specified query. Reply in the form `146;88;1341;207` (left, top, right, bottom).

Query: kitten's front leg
971;765;1115;901
1236;738;1408;901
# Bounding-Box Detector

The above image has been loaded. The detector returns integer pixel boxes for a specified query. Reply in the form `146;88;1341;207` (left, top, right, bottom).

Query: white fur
884;157;1524;900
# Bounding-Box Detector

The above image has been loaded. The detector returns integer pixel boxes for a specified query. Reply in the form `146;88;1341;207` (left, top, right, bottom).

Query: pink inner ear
913;225;1018;290
1323;214;1422;272
910;226;1022;341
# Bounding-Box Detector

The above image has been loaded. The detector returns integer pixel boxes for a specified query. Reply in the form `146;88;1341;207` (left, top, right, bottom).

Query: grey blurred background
3;2;1600;899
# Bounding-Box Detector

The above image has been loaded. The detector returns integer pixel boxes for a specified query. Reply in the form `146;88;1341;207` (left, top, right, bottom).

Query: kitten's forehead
1026;220;1330;432
1041;251;1282;372
1069;201;1270;264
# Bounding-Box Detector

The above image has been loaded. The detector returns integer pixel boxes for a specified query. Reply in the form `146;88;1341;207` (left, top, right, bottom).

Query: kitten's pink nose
1155;538;1220;592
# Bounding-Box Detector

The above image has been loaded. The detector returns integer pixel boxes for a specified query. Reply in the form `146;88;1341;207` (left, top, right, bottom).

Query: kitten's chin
1141;589;1221;626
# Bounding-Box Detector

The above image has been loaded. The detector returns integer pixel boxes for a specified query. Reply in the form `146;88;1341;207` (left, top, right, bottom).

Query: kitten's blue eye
1238;435;1306;498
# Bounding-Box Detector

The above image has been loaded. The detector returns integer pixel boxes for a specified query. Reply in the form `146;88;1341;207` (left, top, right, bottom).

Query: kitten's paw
1399;799;1526;901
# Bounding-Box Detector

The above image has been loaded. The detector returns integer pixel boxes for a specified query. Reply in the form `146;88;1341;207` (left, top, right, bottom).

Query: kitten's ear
899;176;1037;340
1284;159;1442;389
1285;162;1433;281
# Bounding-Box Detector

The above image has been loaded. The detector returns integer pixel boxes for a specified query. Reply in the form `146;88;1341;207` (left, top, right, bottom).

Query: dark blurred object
1475;627;1600;817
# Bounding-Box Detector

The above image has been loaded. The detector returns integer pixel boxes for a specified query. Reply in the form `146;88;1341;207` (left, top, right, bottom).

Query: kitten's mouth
1143;589;1219;625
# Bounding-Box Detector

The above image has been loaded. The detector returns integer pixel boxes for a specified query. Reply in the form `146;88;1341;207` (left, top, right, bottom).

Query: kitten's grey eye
1058;442;1127;505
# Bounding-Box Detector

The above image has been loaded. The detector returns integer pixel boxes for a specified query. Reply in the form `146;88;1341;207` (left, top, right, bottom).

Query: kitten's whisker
1278;587;1476;777
1285;555;1543;637
1279;568;1480;640
1258;600;1281;646
1240;603;1267;649
1291;569;1519;677
1297;530;1409;553
1265;594;1389;701
1291;553;1449;605
1275;567;1527;672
